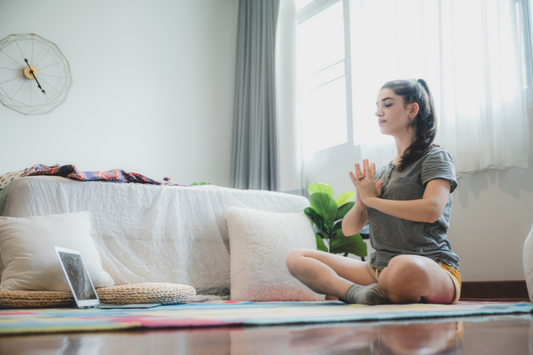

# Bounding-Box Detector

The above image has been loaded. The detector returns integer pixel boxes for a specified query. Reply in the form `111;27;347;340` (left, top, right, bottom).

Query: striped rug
0;300;531;335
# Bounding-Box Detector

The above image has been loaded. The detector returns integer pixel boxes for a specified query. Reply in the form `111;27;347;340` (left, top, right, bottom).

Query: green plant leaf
309;192;338;226
304;207;327;234
315;233;328;252
330;230;367;257
333;220;343;232
336;201;355;221
308;183;334;198
335;191;355;206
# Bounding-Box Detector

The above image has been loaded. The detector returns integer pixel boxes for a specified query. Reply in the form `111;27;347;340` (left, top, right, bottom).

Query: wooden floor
0;314;532;354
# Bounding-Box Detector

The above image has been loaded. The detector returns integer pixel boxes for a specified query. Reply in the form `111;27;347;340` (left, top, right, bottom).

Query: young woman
286;79;460;305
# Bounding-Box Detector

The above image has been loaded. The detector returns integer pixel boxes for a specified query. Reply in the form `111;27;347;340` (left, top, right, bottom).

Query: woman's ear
409;103;420;119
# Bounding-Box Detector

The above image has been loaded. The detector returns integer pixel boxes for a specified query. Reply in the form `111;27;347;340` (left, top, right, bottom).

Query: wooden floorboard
0;314;531;354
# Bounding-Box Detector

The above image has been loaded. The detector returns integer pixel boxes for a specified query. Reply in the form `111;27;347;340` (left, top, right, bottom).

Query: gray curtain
231;0;280;191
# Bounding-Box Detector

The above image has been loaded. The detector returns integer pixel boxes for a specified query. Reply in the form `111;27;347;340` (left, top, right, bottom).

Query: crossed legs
286;249;456;304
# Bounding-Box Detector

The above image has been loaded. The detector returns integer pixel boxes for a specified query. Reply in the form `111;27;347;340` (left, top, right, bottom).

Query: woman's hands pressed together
349;159;384;209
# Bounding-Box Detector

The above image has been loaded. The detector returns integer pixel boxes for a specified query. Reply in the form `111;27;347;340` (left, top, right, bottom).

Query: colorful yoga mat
0;300;531;335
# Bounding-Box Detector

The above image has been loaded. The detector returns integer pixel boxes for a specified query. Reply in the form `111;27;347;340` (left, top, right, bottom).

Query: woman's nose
375;108;382;117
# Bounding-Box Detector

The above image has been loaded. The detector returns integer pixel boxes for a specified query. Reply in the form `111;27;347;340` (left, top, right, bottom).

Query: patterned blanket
21;164;189;186
0;300;531;335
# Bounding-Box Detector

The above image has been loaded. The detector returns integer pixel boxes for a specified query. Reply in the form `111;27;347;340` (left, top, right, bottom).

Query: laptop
55;246;160;309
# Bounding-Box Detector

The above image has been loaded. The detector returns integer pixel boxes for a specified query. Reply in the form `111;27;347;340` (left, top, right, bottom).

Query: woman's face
375;88;417;137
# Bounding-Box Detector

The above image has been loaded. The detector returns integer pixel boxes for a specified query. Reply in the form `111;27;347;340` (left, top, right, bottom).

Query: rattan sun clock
0;33;73;115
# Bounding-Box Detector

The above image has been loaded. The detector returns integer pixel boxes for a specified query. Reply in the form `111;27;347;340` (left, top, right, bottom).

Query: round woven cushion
0;290;74;309
96;283;196;305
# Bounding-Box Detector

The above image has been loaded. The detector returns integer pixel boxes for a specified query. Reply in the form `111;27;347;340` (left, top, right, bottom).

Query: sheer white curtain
350;0;529;176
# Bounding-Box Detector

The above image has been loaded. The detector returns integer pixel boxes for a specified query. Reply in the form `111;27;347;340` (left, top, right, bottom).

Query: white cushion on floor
224;207;325;301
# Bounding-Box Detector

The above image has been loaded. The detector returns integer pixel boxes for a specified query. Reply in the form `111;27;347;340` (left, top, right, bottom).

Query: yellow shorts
367;260;462;304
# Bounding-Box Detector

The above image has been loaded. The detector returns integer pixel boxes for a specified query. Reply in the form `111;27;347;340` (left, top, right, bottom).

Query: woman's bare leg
287;251;456;304
378;255;456;304
286;249;377;300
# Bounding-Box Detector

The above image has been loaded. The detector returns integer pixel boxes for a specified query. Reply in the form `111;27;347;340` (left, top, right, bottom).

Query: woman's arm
352;160;452;223
365;178;451;223
342;203;369;237
342;163;384;236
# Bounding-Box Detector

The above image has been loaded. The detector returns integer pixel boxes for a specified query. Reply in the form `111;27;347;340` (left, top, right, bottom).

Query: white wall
304;109;533;282
0;0;238;187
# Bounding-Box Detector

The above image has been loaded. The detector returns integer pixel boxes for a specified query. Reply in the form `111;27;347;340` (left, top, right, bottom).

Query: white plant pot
523;223;533;303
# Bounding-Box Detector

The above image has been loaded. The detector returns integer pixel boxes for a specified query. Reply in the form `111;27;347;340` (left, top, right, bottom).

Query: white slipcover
0;176;309;295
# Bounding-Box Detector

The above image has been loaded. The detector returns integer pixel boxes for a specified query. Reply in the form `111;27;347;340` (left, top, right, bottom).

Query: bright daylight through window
296;0;533;168
297;0;353;160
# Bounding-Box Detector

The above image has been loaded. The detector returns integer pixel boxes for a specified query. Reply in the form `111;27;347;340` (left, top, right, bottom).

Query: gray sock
344;283;388;305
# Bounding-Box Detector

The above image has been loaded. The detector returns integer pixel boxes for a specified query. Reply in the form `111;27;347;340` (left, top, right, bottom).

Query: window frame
518;0;533;107
297;0;360;164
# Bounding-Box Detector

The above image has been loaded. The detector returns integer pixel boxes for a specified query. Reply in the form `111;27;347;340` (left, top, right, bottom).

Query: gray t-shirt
366;146;460;270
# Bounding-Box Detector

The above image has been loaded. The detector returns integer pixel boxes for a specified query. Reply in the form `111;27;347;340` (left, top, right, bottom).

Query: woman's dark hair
381;79;437;172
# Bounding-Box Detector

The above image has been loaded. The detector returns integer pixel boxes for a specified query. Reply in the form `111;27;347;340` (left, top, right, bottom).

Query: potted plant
304;182;367;258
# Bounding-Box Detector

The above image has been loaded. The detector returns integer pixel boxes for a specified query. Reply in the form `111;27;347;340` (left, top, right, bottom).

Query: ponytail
381;79;437;171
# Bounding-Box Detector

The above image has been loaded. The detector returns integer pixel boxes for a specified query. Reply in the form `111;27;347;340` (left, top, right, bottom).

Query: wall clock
0;33;73;115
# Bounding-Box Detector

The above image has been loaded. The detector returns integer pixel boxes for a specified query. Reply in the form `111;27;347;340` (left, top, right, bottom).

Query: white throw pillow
0;211;114;291
224;207;325;301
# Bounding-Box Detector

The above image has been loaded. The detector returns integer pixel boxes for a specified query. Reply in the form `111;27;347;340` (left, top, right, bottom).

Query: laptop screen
57;251;98;301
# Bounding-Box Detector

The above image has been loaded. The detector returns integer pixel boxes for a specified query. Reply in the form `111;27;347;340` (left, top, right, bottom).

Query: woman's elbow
342;226;351;236
425;216;440;224
342;222;355;237
425;206;444;223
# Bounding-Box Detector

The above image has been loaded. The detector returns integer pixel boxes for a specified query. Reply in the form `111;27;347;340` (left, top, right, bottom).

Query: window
296;0;531;178
297;0;355;162
518;0;533;106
